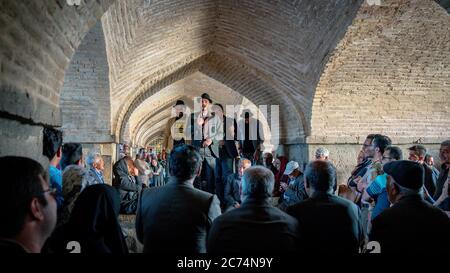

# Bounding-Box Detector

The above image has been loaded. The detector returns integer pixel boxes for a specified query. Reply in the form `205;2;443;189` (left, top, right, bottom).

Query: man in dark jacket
136;145;221;253
287;160;364;253
407;145;437;197
369;160;450;253
0;156;57;253
207;166;299;253
213;103;239;205
434;140;450;200
224;158;251;211
112;156;143;214
278;161;308;211
237;109;263;165
189;93;220;193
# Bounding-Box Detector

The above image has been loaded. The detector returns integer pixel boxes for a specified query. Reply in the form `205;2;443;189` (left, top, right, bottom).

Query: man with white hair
315;147;330;161
85;152;106;189
315;147;337;193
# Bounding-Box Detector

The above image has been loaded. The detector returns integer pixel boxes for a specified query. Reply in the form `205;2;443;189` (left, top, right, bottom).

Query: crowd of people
0;95;449;254
113;146;168;214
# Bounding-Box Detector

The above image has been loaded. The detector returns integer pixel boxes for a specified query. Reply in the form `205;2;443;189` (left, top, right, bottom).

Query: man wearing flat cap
369;160;450;253
189;93;221;194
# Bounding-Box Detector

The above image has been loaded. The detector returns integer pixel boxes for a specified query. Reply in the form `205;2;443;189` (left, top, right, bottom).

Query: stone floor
118;214;144;253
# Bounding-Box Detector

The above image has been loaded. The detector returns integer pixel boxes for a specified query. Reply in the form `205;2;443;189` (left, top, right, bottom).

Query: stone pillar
0;117;49;169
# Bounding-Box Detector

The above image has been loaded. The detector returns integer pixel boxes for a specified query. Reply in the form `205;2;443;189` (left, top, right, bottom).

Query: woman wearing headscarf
44;184;128;254
113;156;144;214
58;165;88;227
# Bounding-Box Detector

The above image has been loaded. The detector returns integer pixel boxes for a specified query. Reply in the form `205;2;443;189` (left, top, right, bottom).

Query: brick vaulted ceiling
100;0;362;144
2;0;449;148
0;0;363;145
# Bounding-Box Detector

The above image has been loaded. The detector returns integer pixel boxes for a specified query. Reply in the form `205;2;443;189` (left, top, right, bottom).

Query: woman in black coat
113;156;144;214
45;184;129;254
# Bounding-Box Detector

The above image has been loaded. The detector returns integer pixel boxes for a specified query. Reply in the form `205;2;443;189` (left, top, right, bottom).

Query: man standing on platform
190;93;221;194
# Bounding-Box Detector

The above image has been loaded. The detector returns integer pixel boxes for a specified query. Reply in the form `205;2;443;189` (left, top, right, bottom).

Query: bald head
304;160;336;193
241;166;274;200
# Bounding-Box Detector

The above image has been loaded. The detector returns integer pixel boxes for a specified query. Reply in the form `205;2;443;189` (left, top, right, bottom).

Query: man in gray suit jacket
135;144;221;253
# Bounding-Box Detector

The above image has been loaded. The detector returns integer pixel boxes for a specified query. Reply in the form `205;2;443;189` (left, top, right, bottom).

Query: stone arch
0;0;116;127
114;53;304;146
1;0;367;170
130;96;192;146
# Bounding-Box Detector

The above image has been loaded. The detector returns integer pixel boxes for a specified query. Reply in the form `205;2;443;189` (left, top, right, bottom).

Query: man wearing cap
407;144;437;197
278;161;308;211
369;160;450;253
164;100;188;151
189;93;221;194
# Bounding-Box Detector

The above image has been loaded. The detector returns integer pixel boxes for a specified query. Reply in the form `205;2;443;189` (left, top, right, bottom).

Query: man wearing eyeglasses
355;134;391;236
0;156;57;253
347;134;377;189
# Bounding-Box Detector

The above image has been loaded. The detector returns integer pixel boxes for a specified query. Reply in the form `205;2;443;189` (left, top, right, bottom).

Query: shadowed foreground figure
0;156;57;253
287;160;364;253
207;166;299;253
45;184;128;254
136;144;221;253
369;160;450;253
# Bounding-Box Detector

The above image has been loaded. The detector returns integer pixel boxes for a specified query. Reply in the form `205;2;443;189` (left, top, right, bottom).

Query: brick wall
214;0;362;141
0;117;49;168
0;0;114;163
1;0;448;184
311;0;450;144
60;21;112;143
103;0;362;144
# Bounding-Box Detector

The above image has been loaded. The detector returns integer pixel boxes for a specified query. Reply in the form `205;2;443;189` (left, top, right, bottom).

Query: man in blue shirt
363;146;403;221
43;127;64;209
